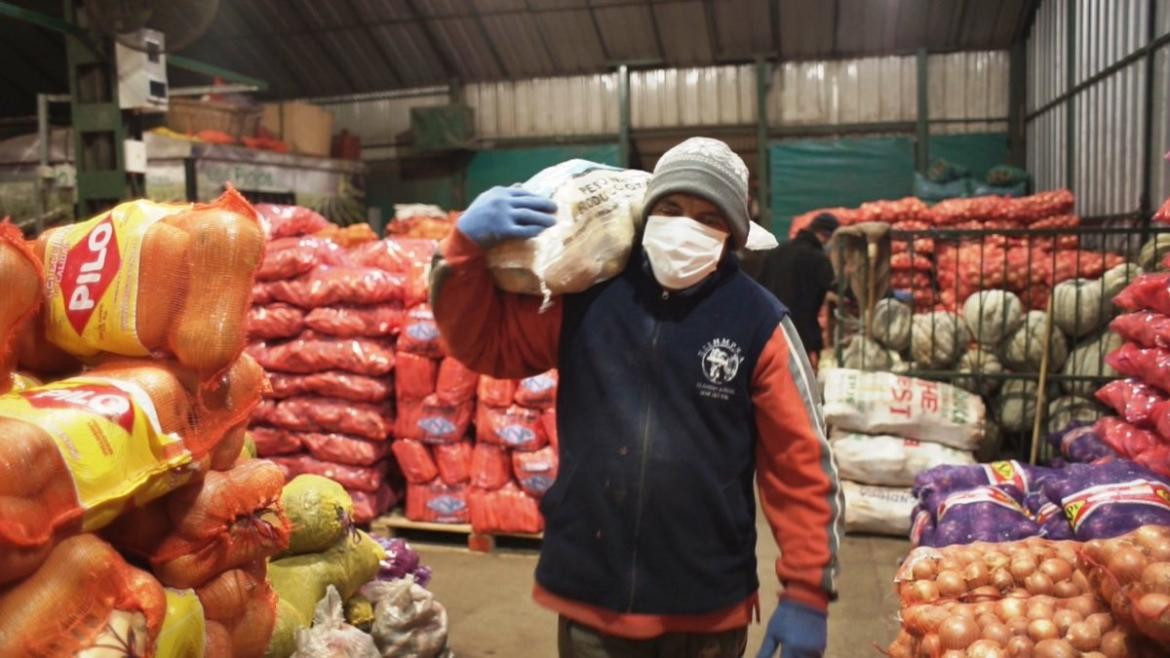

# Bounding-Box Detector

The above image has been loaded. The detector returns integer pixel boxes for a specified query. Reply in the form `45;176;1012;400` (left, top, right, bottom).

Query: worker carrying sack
486;160;651;303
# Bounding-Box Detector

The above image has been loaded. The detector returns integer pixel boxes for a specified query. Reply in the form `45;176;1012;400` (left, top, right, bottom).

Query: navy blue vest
536;248;788;615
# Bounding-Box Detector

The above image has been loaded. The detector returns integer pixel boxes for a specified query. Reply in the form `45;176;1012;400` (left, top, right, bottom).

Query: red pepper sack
252;282;275;305
470;442;512;491
469;482;544;535
302;305;404;338
1111;311;1170;349
251;333;395;376
249;426;304;457
253;398;277;424
256;204;333;239
514;370;558;409
269;455;388;493
348;238;438;308
478;376;518;407
396;352;439;400
477;404;548;451
1096;379;1167;429
392;439;439;484
267;265;404;308
268;396;393;441
267;371;394;402
398;305;445;358
1094;416;1164;460
1107;343;1170;394
1114;273;1170;315
513;445;558;497
302;431;392;467
434;441;472;485
102;460;291;589
406;480;469;524
435;358;478;405
396;394;473;444
349;484;397;524
255;236;350;281
247;303;305;340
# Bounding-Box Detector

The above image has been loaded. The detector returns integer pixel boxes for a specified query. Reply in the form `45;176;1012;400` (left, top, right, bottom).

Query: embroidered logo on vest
698;338;743;400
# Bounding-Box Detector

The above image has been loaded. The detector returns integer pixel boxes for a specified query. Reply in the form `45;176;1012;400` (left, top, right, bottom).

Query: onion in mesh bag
1003;310;1068;372
910;311;969;369
962;289;1023;346
870;297;912;351
954;345;1003;395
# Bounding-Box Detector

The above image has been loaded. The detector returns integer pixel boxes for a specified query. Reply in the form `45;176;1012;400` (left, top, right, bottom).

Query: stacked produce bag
246;203;409;523
822;369;986;537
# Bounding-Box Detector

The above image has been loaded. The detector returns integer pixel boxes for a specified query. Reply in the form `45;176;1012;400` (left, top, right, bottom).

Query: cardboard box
260;101;333;157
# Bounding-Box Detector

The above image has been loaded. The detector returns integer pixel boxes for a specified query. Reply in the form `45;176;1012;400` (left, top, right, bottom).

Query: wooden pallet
370;511;542;553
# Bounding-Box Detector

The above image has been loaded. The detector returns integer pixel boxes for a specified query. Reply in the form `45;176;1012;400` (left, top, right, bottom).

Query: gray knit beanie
642;137;751;248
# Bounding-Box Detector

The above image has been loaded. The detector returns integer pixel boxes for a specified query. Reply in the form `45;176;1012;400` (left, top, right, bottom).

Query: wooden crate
371;511;542;553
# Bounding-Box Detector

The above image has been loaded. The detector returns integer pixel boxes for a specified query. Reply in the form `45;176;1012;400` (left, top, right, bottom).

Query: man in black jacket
757;213;838;365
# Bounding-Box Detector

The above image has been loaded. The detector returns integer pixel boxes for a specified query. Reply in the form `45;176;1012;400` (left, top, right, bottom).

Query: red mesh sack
269;455;388;493
1112;311;1170;349
406;480;469;524
196;560;277;658
0;534;166;657
1107;343;1170;393
303;304;404;337
348;238;438;308
255;203;334;239
247;303;305;340
398;305;445;358
1080;525;1170;649
1156;197;1170;225
0;356;264;585
543;409;558;451
1115;273;1170;315
513;445;558;498
396;352;439;400
469;482;544;535
477;375;517;407
252;281;274;305
31;188;265;380
391;439;439;484
250;426;304;456
928;196;1005;225
267;265;404;308
349;484;396;523
302;431;392;466
104;459;290;589
268;396;393;441
470;442;512;491
251;333;395;376
1094;416;1164;459
1135;445;1170;479
1150;401;1170;443
1029;213;1080;230
515;371;557;409
1096;379;1167;429
256;236;350;281
435;441;472;485
889;271;933;291
267;371;394;402
436;357;478;404
477;404;548;451
395;394;473;444
856;197;928;224
1007;188;1076;222
889;253;933;272
0;221;42;394
253;398;277;424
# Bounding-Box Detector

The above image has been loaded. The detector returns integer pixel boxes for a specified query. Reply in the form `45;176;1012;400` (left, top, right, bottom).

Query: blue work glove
456;186;558;248
756;599;827;658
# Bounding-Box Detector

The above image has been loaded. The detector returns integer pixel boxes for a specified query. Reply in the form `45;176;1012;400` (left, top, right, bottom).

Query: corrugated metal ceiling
0;0;1032;116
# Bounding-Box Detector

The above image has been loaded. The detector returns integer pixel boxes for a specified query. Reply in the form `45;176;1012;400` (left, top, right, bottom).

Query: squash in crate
1051;278;1111;338
954;345;1004;395
1003;310;1068;372
994;378;1038;433
1061;330;1124;395
910;311;969;370
869;297;912;352
1103;262;1143;302
962;289;1022;346
1046;395;1106;435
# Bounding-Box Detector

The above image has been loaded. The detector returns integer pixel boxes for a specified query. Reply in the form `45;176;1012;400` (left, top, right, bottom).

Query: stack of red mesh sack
468;372;560;535
1097;273;1170;476
247;204;405;523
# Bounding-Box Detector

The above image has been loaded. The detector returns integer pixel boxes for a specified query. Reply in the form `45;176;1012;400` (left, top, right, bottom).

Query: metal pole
1065;1;1076;190
1141;0;1157;230
916;48;929;172
618;64;631;168
756;56;770;230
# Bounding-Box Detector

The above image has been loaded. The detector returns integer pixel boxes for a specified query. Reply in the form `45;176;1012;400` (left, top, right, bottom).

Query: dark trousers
558;616;748;658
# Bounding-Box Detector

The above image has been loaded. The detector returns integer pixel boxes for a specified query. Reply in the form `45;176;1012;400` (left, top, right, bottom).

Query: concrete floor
416;510;908;658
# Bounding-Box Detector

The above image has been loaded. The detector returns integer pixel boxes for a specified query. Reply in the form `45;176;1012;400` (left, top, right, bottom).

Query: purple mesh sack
920;485;1040;547
1042;460;1170;540
1024;490;1074;540
912;460;1048;507
1045;423;1118;464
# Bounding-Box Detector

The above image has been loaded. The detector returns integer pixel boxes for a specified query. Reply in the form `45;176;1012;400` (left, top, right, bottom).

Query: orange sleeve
430;229;562;379
752;316;842;612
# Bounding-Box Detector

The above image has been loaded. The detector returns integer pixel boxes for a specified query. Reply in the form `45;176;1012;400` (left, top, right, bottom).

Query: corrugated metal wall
1026;0;1170;217
323;51;1009;149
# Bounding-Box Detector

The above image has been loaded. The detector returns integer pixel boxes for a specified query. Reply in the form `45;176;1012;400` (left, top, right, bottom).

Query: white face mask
641;215;728;290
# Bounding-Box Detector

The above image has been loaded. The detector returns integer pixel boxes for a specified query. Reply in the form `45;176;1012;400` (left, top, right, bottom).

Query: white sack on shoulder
486;160;651;301
829;430;976;487
842;481;916;537
821;368;986;451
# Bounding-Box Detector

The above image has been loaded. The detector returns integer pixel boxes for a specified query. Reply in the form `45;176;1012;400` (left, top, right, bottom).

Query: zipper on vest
627;317;661;612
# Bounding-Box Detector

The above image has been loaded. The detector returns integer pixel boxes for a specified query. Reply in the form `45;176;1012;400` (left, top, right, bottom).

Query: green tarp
928;133;1010;183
